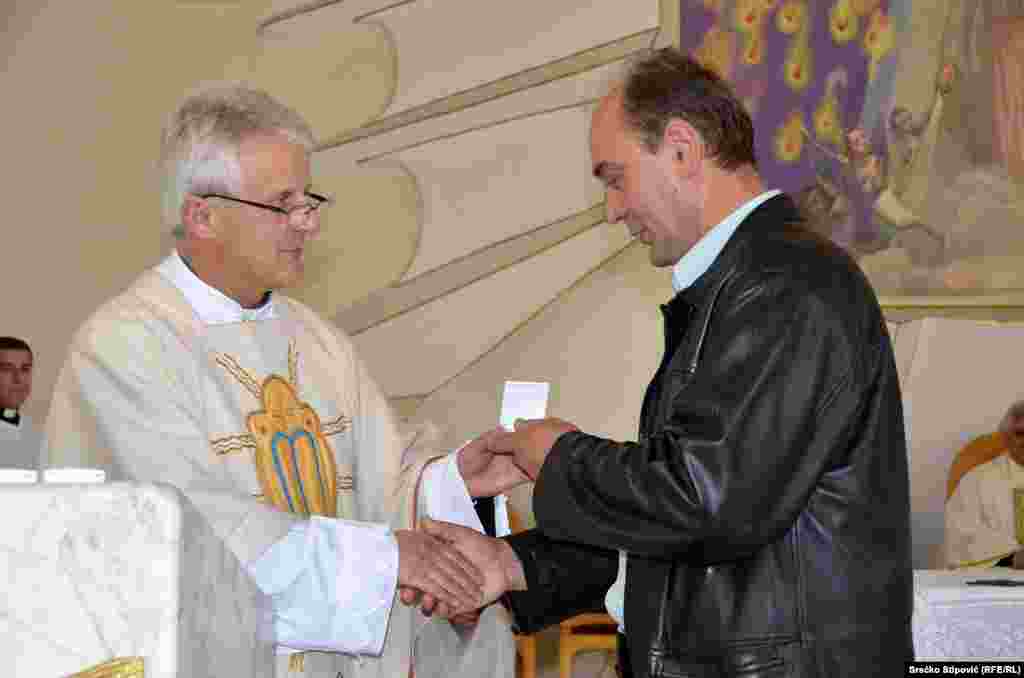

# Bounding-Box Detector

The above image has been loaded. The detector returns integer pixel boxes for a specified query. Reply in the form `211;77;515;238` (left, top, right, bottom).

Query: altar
0;482;273;677
914;569;1024;660
5;482;1024;675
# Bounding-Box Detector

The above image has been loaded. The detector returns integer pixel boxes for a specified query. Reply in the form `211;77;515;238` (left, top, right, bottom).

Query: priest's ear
180;194;217;240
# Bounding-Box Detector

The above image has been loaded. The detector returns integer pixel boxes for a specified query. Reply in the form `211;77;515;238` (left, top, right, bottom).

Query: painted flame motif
776;0;807;35
783;26;812;92
734;0;777;66
742;33;764;66
851;0;882;16
863;8;895;81
829;0;859;45
775;110;806;163
813;94;843;147
814;69;848;148
695;26;736;81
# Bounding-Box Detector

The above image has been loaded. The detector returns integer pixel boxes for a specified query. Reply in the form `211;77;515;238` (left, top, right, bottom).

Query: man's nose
293;213;320;234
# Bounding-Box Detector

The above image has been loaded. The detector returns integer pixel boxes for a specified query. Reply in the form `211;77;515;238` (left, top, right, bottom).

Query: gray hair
1000;399;1024;436
160;85;315;235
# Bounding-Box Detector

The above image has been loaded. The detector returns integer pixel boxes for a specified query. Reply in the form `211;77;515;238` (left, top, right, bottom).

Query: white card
499;380;550;431
43;467;106;484
0;468;38;484
493;494;511;537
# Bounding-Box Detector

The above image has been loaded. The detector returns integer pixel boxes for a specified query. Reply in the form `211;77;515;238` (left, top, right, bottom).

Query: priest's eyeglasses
200;192;331;223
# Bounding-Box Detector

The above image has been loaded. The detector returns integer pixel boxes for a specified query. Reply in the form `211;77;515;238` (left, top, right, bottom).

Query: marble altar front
0;482;274;677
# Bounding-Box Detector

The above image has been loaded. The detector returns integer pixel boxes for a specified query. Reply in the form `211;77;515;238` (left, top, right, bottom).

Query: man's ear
180;195;216;239
663;119;704;176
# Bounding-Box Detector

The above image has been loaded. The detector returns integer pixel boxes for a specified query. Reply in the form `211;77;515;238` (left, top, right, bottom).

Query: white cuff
420;448;485;532
246;516;398;655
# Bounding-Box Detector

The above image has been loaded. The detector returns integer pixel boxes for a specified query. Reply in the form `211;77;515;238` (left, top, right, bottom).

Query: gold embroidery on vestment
212;341;341;517
214;354;262;399
69;656;144;677
211;433;256;456
321;412;351;437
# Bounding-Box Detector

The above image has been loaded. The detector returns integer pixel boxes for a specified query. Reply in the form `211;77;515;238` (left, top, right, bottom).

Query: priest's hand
394;529;484;616
422;518;527;605
490;417;579;480
398;586;455;619
398;518;527;619
458;426;531;497
396;591;481;627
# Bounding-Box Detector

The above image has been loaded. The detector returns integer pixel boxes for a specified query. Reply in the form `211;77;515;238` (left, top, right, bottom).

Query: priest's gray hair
160;84;315;236
1000;399;1024;437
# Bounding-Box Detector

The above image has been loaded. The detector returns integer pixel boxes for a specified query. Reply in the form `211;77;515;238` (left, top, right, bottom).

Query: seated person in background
0;336;39;469
945;399;1024;568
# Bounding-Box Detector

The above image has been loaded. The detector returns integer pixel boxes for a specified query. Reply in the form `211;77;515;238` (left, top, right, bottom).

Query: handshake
394;417;578;622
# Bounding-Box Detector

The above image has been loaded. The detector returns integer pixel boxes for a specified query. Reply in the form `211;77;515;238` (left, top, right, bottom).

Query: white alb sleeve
246;515;398;655
420;448;485;532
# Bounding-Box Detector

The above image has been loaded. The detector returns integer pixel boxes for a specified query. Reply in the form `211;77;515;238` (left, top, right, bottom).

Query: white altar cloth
914;568;1024;660
0;482;273;677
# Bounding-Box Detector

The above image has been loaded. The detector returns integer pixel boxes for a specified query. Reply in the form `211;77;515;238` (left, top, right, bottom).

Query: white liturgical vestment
43;252;514;677
945;452;1024;568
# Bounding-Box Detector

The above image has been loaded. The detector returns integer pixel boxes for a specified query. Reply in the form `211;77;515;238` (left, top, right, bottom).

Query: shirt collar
157;251;277;325
671;189;781;293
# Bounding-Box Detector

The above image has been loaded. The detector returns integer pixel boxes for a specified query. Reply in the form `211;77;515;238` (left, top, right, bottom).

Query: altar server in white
0;337;39;470
946;400;1024;568
42;85;523;677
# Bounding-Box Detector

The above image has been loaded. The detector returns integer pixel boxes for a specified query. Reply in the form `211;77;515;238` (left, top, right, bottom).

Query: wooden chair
507;507;536;678
558;612;619;678
946;431;1006;501
506;507;618;678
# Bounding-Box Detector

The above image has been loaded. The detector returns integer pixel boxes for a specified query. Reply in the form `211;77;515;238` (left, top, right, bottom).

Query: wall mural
254;0;667;404
681;0;1024;299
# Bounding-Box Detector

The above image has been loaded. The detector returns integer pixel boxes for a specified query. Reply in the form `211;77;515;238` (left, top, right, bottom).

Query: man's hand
489;417;579;480
397;587;481;627
397;518;527;619
394;529;484;616
458;426;531;497
397;586;452;619
422;518;527;603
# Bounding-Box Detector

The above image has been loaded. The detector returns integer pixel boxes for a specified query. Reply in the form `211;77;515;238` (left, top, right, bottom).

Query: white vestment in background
42;253;514;677
945;453;1024;568
0;412;40;470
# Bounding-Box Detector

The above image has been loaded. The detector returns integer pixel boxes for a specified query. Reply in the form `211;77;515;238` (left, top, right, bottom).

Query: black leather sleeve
501;527;618;634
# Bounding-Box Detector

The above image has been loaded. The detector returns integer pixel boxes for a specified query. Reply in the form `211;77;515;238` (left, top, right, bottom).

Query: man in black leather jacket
420;48;914;677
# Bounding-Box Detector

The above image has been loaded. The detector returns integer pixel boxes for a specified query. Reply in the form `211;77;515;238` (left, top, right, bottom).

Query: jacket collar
671;190;781;293
663;193;802;316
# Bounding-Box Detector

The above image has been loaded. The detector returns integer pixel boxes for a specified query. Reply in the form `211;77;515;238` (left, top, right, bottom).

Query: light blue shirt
671;189;781;293
606;189;781;631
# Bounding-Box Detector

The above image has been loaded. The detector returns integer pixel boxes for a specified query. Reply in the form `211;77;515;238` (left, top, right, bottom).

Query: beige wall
1;1;406;422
